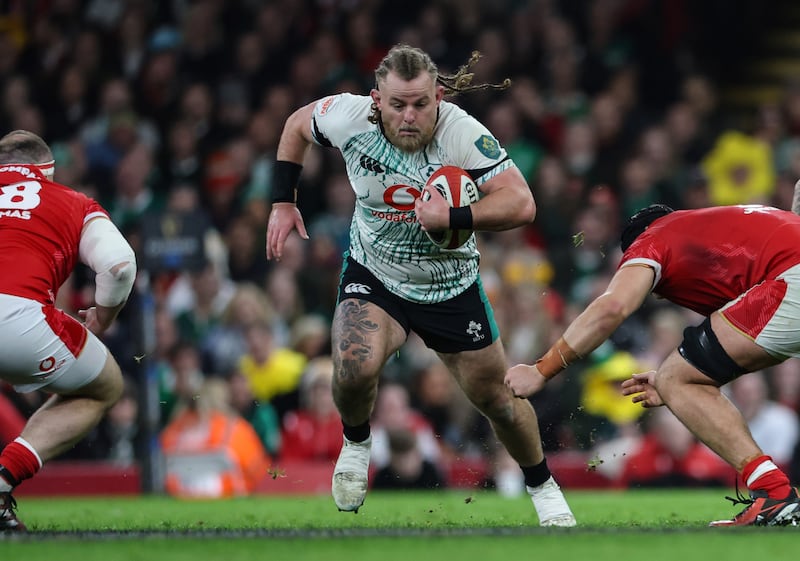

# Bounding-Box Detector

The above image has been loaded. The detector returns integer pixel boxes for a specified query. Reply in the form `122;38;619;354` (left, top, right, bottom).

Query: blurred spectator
307;172;355;263
227;368;281;458
289;314;331;360
93;376;142;466
372;428;448;491
573;350;648;450
727;371;800;468
203;282;277;375
107;143;164;231
485;100;543;184
161;378;270;498
159;120;203;188
158;341;205;427
619;407;733;488
487;445;527;498
280;357;342;462
634;306;690;369
371;383;442;472
771;360;800;412
0;75;31;132
410;360;476;458
202;138;253;231
238;320;307;420
80;78;159;151
84;107;145;197
701;130;775;206
169;259;236;349
617;155;659;220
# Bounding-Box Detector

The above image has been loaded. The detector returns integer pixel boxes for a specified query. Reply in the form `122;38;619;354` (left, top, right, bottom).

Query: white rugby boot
332;435;372;513
528;476;577;527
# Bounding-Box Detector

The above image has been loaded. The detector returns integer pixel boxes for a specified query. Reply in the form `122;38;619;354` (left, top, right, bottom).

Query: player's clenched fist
504;364;548;398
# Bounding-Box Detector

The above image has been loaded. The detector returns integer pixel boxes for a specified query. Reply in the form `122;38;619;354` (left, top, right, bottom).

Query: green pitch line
2;490;797;561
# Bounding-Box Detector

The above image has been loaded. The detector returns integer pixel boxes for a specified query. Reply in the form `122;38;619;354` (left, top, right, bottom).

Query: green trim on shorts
476;275;500;342
336;251;351;304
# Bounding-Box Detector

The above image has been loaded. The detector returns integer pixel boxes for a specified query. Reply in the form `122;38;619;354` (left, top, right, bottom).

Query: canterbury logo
344;283;372;295
359;155;384;173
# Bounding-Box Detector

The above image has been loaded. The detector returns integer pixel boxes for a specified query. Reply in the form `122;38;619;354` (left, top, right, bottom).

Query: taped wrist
536;337;583;380
449;206;473;230
271;160;303;204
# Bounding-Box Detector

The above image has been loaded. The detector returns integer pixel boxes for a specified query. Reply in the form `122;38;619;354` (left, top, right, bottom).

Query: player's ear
370;88;381;108
434;85;445;103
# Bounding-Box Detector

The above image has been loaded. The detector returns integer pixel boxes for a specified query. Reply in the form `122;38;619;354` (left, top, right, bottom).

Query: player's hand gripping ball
421;166;480;249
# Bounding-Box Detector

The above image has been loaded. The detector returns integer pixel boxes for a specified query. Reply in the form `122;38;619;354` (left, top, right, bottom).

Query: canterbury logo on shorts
344;282;372;295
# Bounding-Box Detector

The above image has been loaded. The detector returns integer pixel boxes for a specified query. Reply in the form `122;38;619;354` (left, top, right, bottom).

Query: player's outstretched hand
504;364;548;398
266;203;308;261
620;370;664;408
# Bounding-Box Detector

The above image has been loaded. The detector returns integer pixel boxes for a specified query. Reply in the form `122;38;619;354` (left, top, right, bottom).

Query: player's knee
469;389;515;424
331;353;380;392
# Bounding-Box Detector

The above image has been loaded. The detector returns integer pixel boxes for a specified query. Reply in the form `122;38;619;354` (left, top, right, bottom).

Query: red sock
0;439;42;487
741;455;792;499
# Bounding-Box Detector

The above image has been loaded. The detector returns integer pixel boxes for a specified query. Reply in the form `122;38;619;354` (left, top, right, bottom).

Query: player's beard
382;115;436;153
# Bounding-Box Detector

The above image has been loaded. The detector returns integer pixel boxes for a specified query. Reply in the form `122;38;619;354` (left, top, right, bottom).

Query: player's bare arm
470;166;535;231
415;165;534;236
266;102;316;260
505;264;654;398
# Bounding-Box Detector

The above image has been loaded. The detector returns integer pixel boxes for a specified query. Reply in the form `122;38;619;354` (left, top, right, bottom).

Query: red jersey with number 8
0;164;107;305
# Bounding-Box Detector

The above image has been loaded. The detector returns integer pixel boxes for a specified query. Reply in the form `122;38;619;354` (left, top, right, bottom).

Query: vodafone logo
39;356;56;372
38;355;65;376
383;184;422;211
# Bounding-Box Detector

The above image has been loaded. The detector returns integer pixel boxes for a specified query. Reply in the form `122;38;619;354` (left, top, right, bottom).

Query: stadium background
1;0;800;497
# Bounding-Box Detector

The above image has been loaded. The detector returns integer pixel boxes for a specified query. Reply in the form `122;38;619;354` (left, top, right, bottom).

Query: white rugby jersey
310;93;515;303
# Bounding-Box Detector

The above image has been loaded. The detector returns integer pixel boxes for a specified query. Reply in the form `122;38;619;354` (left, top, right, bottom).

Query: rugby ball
421;166;480;249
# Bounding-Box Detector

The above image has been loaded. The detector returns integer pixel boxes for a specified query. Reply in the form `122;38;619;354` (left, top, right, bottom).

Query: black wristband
271;160;303;204
449;205;473;230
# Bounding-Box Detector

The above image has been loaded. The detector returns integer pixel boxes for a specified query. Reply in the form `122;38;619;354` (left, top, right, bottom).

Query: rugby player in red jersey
506;203;800;526
0;130;136;532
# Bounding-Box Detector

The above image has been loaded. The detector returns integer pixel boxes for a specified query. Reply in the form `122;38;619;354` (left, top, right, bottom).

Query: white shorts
0;293;108;393
721;263;800;360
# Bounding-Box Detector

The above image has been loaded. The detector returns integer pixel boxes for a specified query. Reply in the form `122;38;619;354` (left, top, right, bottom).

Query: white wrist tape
79;217;137;307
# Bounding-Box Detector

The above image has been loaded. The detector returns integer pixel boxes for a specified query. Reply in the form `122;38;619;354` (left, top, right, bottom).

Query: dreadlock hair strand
369;45;511;124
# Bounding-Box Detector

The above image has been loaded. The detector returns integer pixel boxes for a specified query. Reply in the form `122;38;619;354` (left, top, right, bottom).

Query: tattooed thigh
332;299;404;379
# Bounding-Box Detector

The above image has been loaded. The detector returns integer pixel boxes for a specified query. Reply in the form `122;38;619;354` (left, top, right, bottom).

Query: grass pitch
2;489;798;561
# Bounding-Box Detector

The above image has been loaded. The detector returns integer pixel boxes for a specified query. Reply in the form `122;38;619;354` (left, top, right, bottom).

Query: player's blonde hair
368;44;510;124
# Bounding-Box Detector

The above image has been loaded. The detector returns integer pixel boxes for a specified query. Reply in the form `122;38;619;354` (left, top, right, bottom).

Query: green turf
2;489;798;561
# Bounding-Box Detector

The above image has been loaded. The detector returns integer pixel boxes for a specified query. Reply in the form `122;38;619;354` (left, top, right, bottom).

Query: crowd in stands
2;0;800;495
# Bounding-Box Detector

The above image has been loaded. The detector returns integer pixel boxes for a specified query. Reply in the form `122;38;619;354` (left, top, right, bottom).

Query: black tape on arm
271;160;303;204
449;206;473;230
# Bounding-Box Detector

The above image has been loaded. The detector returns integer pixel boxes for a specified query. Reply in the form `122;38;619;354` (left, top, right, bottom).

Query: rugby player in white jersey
266;44;575;526
0;130;136;532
